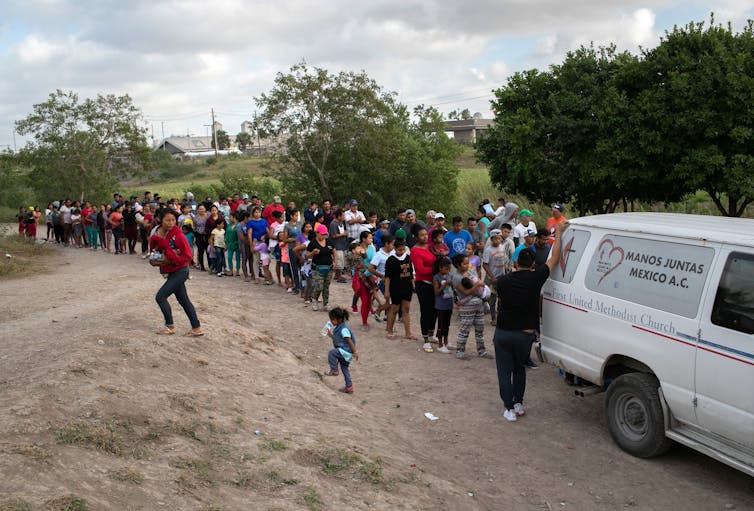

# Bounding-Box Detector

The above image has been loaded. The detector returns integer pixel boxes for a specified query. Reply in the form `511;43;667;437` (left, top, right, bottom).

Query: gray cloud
1;0;751;147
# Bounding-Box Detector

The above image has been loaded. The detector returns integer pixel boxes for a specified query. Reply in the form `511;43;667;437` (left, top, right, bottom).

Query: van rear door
696;248;754;450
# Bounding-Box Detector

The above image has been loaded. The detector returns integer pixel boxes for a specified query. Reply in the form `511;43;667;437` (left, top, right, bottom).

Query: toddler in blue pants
323;307;358;394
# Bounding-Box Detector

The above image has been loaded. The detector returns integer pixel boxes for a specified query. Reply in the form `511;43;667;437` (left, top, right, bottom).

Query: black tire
604;372;673;458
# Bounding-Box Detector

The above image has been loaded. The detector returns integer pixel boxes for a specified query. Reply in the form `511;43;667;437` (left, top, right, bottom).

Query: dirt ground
0;240;752;510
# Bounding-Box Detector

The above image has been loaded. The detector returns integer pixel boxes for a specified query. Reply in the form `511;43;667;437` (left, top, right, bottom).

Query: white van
539;213;753;476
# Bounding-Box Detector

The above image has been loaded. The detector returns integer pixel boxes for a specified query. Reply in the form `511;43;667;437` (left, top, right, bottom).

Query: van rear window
584;234;715;318
712;252;754;334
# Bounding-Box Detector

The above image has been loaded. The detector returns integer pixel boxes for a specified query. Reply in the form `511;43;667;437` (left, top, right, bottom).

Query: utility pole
12;129;17;152
161;122;165;143
211;108;219;157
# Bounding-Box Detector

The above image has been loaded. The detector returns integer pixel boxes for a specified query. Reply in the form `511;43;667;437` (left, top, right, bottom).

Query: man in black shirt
493;220;568;421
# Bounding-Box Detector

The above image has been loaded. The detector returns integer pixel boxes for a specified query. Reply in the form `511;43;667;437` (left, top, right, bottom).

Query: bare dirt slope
0;244;752;510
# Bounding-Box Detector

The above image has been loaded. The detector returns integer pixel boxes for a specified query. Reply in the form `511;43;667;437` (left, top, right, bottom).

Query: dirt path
0;243;751;510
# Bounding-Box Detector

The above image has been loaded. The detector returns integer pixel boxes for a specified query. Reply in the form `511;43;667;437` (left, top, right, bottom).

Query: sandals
386;332;397;340
183;330;204;338
478;351;495;359
156;327;176;335
404;334;418;341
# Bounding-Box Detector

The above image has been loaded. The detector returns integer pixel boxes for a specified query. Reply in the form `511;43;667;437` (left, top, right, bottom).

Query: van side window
549;229;590;283
711;252;754;334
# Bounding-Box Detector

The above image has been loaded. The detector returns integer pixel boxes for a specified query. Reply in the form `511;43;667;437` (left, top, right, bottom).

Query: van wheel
604;373;673;458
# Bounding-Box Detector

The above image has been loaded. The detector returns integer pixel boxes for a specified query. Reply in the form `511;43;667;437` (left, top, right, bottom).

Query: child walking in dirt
323;307;358;394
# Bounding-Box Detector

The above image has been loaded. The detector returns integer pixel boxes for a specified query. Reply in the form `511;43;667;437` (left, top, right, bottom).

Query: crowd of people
22;192;570;418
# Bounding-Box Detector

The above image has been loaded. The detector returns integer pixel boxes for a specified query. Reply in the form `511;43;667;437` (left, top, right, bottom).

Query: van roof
568;213;754;248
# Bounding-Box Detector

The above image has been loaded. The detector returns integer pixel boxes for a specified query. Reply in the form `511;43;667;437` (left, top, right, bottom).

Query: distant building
240;121;254;134
156;136;214;155
444;116;493;144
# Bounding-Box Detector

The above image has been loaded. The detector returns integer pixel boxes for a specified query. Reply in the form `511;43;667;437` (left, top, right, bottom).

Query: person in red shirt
262;195;285;226
229;193;244;213
410;225;438;352
545;203;567;246
149;209;203;337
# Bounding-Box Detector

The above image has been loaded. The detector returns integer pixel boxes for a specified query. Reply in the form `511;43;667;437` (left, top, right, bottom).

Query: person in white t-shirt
368;233;395;322
344;199;366;241
482;227;515;324
513;209;537;247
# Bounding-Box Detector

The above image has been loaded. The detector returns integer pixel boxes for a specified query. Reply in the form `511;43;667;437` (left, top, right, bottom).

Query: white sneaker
312;301;319;311
514;403;525;416
503;409;517;422
437;346;451;354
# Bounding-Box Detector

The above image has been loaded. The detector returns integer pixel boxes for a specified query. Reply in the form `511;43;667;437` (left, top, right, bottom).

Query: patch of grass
297;447;385;485
0;499;33;511
266;470;298;488
12;443;53;463
165;420;202;441
43;495;87;511
259;438;288;452
0;234;50;280
55;421;123;455
167;393;198;413
231;470;252;488
302;488;324;511
110;466;144;484
310;369;324;382
54;419;144;458
171;457;214;486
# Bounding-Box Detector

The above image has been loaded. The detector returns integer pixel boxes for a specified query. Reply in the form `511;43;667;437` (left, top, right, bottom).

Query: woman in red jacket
410;225;438;353
149;209;203;337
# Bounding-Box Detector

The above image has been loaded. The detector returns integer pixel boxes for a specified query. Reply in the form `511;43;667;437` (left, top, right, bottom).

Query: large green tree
15;90;150;202
235;131;253;151
255;62;460;213
638;18;754;216
212;129;232;150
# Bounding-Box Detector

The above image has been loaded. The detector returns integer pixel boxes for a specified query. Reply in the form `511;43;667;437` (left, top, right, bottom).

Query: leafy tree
447;108;472;120
212;129;231;150
15;90;150;202
638;17;754;216
236;131;253;151
255;62;460;214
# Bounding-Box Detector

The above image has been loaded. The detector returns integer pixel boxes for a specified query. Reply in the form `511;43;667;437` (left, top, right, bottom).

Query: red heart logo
596;238;624;286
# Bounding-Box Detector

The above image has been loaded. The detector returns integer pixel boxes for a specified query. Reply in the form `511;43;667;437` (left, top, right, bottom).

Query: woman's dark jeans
155;267;200;329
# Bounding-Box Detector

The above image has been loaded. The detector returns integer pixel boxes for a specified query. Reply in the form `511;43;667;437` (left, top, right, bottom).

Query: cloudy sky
1;0;752;149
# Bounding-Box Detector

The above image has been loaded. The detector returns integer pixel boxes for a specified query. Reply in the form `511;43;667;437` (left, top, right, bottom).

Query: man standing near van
546;203;567;246
493;220;569;422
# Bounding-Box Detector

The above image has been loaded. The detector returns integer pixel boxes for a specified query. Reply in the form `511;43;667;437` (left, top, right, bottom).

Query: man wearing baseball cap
512;229;537;266
344;199;366;241
513;209;537;247
545;203;566;246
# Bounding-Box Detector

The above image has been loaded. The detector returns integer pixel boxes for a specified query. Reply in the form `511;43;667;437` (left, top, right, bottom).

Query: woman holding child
149;209;203;337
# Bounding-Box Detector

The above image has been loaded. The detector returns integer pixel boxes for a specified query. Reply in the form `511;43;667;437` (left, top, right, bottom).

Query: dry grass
12;443;53;463
295;446;385;485
43;495;88;511
0;500;33;511
110;466;145;485
0;234;50;280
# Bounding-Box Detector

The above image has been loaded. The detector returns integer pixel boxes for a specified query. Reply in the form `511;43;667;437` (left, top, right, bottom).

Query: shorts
333;250;345;270
282;263;292;277
389;290;413;305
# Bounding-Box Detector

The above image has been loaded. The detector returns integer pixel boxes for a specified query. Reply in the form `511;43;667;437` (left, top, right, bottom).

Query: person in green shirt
225;213;240;276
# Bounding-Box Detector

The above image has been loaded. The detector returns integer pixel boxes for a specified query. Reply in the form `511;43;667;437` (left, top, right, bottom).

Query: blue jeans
155;267;200;329
213;247;226;273
492;329;536;410
328;348;352;388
